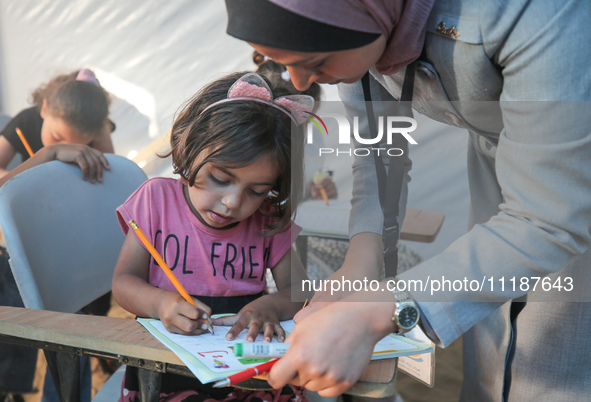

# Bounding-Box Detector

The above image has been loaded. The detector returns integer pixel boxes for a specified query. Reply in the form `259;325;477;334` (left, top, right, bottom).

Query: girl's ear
40;99;49;119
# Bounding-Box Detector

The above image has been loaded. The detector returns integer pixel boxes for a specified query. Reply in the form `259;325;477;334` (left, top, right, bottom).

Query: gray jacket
339;0;591;400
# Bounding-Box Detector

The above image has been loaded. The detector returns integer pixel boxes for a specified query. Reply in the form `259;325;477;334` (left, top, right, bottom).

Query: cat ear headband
199;72;314;125
75;68;100;87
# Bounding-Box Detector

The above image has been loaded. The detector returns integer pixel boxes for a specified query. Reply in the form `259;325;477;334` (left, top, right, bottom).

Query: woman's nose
287;66;318;91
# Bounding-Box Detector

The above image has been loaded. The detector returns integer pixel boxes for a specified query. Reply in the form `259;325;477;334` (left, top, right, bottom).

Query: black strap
361;63;416;277
361;76;387;205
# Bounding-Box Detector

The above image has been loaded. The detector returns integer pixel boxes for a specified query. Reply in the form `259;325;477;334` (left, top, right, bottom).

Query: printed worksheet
138;318;295;383
138;317;431;383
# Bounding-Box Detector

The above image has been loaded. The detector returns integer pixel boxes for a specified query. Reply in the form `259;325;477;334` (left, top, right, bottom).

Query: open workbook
138;317;433;384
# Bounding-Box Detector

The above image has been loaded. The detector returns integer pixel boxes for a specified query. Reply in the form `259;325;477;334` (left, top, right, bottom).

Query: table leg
43;350;81;402
137;368;162;402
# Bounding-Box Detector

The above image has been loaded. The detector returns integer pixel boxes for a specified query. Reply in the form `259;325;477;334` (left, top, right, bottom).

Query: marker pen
234;342;290;358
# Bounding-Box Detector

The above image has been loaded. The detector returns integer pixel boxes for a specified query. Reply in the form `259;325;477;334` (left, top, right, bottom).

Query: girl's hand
156;291;212;335
311;177;337;200
212;300;286;343
45;143;110;183
113;233;213;336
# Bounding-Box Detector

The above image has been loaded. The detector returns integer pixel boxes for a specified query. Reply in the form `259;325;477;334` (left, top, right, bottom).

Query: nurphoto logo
305;112;418;157
303;111;328;136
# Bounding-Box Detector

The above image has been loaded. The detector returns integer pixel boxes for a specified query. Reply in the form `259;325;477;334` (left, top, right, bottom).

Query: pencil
313;171;330;206
128;219;214;334
212;358;279;388
319;187;329;206
15;127;34;157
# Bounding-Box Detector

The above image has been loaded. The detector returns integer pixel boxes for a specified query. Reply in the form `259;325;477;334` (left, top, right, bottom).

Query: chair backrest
0;154;147;313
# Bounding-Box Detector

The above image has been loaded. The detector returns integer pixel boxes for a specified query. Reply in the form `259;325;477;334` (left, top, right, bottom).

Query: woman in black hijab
225;1;591;401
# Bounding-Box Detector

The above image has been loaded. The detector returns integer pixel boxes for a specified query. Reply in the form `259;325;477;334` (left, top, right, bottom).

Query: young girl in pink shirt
112;71;312;402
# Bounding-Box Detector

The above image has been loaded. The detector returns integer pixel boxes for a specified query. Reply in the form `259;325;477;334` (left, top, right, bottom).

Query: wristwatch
392;289;420;334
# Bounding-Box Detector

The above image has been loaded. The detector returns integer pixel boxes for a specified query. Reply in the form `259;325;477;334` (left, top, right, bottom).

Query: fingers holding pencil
158;291;213;335
128;219;215;334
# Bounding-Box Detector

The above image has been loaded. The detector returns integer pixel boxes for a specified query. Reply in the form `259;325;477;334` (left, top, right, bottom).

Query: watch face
398;305;419;329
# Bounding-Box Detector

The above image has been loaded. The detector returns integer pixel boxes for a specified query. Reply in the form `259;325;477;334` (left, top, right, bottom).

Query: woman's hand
156;291;213;335
268;288;396;397
212;297;287;342
45;143;110;183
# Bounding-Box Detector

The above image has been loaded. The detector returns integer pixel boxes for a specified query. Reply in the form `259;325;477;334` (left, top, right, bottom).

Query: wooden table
0;306;397;401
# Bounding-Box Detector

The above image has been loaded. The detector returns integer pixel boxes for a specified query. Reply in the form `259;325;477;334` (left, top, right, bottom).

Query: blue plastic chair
0;154;147;401
0;154;146;313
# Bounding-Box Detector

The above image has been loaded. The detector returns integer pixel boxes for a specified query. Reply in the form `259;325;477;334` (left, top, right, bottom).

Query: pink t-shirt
116;177;300;297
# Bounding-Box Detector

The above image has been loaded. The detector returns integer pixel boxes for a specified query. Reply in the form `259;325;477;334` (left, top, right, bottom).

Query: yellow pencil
128;219;214;334
313;171;330;206
319;187;329;206
15;127;34;157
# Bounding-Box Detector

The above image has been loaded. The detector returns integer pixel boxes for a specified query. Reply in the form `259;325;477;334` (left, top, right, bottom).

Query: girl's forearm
0;147;56;188
92;134;115;153
112;272;173;319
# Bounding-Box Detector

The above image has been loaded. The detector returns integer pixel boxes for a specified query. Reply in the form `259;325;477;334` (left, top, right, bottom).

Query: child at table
0;68;115;401
112;71;312;401
0;68;114;187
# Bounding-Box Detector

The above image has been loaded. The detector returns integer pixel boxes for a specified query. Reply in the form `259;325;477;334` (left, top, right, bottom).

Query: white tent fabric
0;1;469;259
0;1;255;177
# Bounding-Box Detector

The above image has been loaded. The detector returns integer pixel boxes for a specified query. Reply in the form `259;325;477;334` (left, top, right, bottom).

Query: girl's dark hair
167;71;305;235
30;70;110;139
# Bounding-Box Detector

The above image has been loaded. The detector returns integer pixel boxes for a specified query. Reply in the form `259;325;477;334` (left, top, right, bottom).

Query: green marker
234;342;290;358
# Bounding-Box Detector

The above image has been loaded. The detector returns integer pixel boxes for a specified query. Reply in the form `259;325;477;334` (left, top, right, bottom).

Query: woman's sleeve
398;0;591;347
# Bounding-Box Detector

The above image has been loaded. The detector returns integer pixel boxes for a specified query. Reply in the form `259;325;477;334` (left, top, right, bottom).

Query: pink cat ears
199;72;314;124
75;68;100;87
